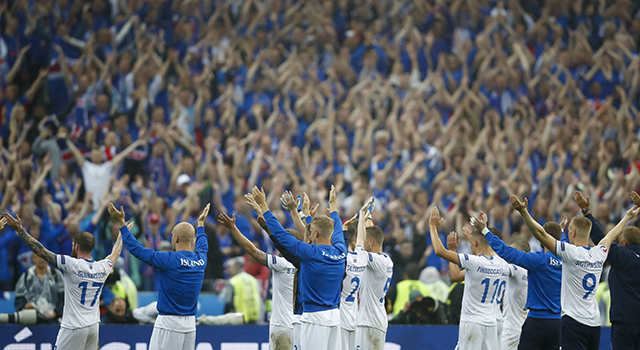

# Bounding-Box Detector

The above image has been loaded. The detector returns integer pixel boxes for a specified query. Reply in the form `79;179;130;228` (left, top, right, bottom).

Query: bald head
171;222;196;251
109;297;127;317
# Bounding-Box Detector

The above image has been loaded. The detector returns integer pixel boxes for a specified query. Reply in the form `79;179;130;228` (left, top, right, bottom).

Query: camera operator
390;290;448;325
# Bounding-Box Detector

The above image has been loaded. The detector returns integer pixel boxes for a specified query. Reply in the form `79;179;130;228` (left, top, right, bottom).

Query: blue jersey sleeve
268;232;300;268
330;211;347;254
120;226;175;270
264;210;315;260
585;213;606;244
561;228;570;243
486;231;542;270
305;216;313;225
195;226;208;256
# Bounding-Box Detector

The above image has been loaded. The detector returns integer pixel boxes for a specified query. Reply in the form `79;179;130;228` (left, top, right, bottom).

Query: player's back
56;255;112;329
156;250;207;315
458;253;510;326
267;254;295;328
298;244;346;311
555;242;608;327
340;251;367;330
503;264;528;330
356;247;393;331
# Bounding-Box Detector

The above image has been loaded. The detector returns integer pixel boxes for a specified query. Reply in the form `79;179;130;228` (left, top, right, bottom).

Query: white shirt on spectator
82;161;114;209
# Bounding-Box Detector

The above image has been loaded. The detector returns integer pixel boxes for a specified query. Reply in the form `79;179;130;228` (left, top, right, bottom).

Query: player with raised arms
251;185;346;350
428;207;509;350
217;212;295;350
3;212;123;350
354;198;394;350
511;195;640;350
338;212;364;350
108;202;210;350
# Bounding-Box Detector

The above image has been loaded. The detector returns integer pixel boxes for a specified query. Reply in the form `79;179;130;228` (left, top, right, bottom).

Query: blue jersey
486;231;562;319
264;210;346;312
120;226;207;316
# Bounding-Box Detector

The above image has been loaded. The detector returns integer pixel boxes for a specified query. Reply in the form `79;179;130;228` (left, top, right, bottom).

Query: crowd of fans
1;0;640;325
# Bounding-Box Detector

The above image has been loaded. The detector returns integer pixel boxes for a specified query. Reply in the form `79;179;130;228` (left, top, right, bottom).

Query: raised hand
447;232;460;251
302;192;311;214
560;216;569;231
510;195;528;212
360;197;374;215
329;185;337;213
342;213;358;231
107;203;126;227
256;216;270;233
2;212;23;231
217;213;236;229
573;191;590;210
624;205;640;220
471;211;487;232
429;206;444;228
245;194;261;214
309;203;319;217
252;186;267;207
125;221;135;231
198;203;211;227
631;192;640;207
0;217;6;231
462;226;473;240
281;191;297;211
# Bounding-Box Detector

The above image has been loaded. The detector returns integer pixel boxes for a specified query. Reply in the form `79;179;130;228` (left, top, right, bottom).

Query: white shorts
300;322;341;350
149;326;196;350
355;326;386;350
497;318;503;341
270;324;293;350
292;322;301;350
455;321;499;350
54;323;99;350
501;326;522;350
340;328;356;350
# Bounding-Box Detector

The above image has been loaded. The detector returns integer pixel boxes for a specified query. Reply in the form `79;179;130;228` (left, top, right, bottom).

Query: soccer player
3;212;123;350
108;202;210;350
354;198;394;350
481;215;563;350
511;195;640;350
576;191;640;349
449;226;529;350
339;214;365;350
251;185;346;350
217;212;295;350
500;239;529;350
429;207;509;350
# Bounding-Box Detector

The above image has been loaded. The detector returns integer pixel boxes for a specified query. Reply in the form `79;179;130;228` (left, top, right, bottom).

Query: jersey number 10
480;278;506;304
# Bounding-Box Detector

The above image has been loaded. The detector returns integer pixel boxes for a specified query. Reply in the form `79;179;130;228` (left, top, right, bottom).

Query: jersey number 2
79;282;104;306
346;277;360;302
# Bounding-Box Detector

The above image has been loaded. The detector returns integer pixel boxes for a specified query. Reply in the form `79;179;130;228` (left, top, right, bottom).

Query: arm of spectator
111;139;145;167
25;69;48;102
5;45;30;84
65;138;86;168
28;160;53;198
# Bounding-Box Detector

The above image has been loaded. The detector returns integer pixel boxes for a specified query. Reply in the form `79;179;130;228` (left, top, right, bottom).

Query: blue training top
264;210;346;312
120;225;208;316
486;231;562;319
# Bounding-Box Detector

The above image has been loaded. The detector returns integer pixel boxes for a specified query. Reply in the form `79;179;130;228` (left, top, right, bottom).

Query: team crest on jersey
600;246;607;253
108;260;113;268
